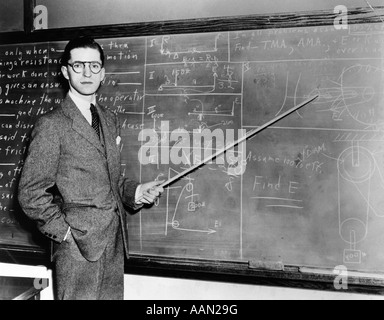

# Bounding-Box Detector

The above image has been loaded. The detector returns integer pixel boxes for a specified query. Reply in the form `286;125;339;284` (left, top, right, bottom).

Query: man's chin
72;88;99;96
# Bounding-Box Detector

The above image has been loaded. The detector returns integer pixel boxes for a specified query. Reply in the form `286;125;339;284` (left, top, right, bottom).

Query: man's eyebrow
71;61;102;63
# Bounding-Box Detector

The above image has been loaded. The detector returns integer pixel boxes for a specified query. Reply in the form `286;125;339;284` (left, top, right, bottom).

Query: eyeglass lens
68;61;102;74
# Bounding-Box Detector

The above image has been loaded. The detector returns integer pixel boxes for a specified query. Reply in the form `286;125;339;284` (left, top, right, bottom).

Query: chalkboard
0;41;65;250
1;11;384;282
124;23;384;273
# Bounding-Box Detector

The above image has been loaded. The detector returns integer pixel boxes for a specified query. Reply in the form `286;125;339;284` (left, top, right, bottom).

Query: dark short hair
61;36;104;67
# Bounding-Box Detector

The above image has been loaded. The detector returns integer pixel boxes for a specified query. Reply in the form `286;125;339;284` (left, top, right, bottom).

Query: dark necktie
90;104;100;139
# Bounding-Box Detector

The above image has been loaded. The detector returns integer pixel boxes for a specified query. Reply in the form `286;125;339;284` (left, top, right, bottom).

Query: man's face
61;47;105;99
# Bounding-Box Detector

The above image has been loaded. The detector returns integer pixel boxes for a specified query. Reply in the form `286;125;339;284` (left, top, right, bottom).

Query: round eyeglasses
67;61;103;74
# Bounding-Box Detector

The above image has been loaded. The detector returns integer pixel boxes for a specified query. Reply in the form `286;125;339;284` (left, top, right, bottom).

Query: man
18;36;164;300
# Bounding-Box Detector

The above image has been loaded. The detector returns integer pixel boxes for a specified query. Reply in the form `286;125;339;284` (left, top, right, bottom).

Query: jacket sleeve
118;177;142;212
18;116;69;243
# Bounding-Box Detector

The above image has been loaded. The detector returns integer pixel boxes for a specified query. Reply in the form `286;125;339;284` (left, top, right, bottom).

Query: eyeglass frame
67;61;104;74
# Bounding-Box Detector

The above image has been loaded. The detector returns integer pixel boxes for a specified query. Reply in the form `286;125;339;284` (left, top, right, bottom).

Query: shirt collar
68;90;96;112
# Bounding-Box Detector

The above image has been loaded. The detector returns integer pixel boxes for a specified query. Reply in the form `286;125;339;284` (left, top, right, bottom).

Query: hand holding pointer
135;180;165;205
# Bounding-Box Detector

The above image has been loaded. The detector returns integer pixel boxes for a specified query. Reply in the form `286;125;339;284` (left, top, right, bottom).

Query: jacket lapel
61;96;106;156
97;104;120;176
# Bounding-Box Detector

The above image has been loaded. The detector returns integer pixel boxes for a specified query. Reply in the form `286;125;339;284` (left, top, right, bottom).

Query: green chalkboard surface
1;14;384;280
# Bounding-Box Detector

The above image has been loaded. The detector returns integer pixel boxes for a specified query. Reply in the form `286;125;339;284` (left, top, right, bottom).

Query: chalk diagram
246;61;384;265
147;33;245;236
313;64;378;127
157;63;240;95
330;64;384;265
269;64;377;125
154;33;241;95
166;168;217;235
187;96;236;122
162;95;243;236
159;33;223;60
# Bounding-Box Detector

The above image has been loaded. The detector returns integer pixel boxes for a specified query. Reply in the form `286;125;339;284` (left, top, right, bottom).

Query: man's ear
61;65;70;80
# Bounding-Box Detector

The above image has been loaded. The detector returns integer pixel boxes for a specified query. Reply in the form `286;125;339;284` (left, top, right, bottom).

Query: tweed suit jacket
18;96;140;262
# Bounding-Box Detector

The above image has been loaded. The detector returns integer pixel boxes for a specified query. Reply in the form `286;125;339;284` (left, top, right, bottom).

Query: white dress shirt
68;90;96;125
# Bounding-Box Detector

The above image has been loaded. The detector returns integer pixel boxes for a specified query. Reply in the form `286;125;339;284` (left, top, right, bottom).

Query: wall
125;274;383;300
36;0;384;28
0;1;23;32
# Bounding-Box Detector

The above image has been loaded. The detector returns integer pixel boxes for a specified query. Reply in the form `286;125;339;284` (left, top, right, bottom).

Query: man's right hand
135;180;165;205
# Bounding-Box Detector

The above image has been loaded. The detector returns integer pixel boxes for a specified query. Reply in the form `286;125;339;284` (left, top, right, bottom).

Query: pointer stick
139;94;319;199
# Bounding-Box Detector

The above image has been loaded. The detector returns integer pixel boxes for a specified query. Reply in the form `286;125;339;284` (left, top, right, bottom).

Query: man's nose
82;64;92;77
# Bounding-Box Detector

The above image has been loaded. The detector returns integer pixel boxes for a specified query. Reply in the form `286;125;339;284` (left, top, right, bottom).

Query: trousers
52;217;124;300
